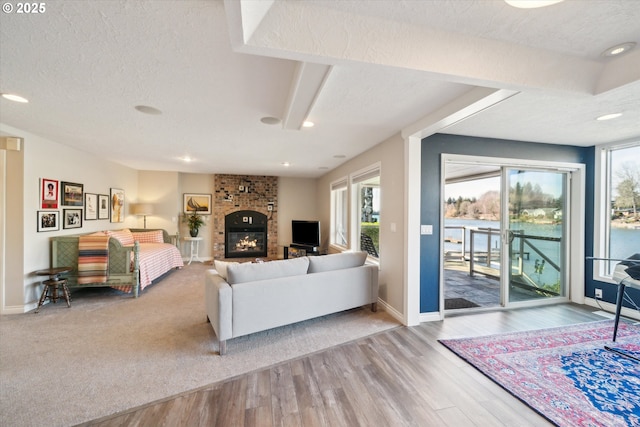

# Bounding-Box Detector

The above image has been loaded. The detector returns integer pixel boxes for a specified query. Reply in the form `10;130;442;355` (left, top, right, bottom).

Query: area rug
445;297;479;309
440;320;640;427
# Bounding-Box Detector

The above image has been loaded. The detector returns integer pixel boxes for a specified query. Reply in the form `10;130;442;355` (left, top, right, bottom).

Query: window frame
329;177;348;251
350;162;381;262
593;140;640;283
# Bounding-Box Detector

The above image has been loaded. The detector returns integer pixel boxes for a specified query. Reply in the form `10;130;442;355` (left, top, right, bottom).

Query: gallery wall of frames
36;178;125;232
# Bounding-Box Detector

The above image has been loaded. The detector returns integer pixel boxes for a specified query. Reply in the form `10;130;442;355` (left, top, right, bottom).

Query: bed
51;228;184;297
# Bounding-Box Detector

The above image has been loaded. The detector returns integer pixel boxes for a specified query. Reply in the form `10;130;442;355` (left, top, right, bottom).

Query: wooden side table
183;237;203;265
35;267;72;313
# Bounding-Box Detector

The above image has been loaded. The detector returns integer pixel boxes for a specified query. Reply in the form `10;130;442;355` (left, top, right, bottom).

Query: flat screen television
291;220;321;249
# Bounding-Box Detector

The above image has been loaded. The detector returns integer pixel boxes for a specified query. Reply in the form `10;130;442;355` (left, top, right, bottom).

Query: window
594;142;640;280
330;178;348;248
351;164;381;260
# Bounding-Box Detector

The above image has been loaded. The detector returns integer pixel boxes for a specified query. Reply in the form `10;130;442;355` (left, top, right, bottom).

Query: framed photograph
183;193;212;214
98;194;110;220
61;181;84;206
37;211;59;232
84;193;98;220
63;208;83;229
110;188;125;223
40;178;59;209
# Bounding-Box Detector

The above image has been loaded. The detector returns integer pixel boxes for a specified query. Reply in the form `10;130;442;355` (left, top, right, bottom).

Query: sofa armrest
205;270;233;352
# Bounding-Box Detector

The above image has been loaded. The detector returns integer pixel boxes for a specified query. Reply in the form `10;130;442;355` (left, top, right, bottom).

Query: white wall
178;172;214;261
1;123;139;312
277;177;318;257
316;133;406;318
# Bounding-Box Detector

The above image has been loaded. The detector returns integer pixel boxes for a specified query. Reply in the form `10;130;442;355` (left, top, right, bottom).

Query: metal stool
35;278;71;313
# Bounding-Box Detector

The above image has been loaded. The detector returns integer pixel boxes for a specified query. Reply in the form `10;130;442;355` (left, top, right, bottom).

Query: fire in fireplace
225;210;267;258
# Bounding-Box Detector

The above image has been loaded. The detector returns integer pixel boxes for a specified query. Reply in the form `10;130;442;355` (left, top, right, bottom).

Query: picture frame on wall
40;178;59;209
84;193;98;220
37;211;59;232
98;194;110;220
61;181;84;206
110;188;125;223
63;208;83;229
183;193;212;214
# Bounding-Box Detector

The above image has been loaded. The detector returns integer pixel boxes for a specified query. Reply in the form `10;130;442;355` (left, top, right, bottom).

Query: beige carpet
0;263;399;427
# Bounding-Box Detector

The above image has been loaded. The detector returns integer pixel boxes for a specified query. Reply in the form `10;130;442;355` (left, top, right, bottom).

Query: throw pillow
106;229;135;246
131;230;164;244
307;251;367;273
227;257;310;285
214;260;238;280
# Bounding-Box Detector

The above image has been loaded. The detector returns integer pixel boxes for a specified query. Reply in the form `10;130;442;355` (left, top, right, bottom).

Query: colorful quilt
77;233;109;284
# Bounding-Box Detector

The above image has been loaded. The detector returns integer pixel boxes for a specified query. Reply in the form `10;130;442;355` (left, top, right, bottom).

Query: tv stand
285;244;322;259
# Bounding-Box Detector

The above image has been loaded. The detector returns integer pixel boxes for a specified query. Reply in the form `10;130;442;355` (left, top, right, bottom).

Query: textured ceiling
1;0;638;178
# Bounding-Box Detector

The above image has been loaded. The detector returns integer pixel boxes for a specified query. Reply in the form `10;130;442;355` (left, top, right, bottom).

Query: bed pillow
131;230;164;244
106;229;135;246
214;260;238;280
227;257;310;285
307;251;367;273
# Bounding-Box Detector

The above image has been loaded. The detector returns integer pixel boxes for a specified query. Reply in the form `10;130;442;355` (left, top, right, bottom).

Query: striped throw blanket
77;233;109;285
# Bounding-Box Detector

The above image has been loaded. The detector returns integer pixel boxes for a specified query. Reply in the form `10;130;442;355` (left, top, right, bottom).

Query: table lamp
131;203;154;229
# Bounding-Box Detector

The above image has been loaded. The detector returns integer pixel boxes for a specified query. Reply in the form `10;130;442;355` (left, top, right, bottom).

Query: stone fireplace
212;174;278;260
225;210;267;258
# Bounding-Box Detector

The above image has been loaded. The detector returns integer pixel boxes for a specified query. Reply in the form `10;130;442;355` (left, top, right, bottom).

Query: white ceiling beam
402;87;519;140
282;62;332;130
236;1;607;96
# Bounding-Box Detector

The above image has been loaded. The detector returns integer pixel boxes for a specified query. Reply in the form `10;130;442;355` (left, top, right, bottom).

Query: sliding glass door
503;169;568;304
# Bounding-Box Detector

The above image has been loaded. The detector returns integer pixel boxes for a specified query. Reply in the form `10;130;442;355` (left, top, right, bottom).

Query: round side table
183;237;203;265
35;267;72;313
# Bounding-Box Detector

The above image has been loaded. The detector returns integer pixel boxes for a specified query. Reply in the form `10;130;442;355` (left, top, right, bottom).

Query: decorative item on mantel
185;212;205;237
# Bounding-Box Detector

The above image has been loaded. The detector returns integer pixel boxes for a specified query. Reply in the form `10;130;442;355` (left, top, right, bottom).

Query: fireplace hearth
225;210;267;258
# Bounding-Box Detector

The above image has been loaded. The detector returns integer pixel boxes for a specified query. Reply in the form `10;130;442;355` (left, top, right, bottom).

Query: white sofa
205;252;379;355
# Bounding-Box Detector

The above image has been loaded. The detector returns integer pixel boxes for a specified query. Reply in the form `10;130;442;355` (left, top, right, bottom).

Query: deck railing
444;225;561;293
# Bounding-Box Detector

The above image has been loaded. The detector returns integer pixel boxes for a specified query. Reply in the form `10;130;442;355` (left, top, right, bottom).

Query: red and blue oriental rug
440;320;640;427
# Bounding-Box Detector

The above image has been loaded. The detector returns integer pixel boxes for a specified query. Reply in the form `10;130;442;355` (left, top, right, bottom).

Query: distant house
521;208;560;219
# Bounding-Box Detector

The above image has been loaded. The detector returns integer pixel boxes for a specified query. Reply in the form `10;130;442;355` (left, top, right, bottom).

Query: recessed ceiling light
282;162;291;167
260;116;281;125
180;156;193;162
1;93;29;103
302;121;314;128
135;105;162;115
505;0;563;9
596;113;623;121
601;42;636;57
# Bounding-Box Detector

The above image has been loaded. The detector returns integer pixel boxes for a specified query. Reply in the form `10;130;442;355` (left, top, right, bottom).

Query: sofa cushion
307;251;367;273
131;230;164;244
106;229;134;246
214;260;238;280
227;257;310;285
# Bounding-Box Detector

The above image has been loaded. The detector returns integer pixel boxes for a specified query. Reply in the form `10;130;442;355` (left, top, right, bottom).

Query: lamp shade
131;203;154;216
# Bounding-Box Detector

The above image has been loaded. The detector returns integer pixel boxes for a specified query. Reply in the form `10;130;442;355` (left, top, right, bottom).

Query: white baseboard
419;311;443;323
584;297;640;322
1;303;34;314
377;298;403;324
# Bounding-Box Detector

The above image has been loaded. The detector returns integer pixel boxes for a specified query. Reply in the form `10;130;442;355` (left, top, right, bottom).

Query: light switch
390;222;397;232
420;225;433;235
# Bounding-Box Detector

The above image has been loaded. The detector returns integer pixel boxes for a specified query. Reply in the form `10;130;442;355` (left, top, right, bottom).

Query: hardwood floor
83;304;607;427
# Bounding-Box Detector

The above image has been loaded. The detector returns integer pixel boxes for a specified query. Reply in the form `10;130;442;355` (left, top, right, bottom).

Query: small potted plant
185;212;205;237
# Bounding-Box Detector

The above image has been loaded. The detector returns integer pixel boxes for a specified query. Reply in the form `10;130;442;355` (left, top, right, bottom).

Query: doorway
442;155;578;313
